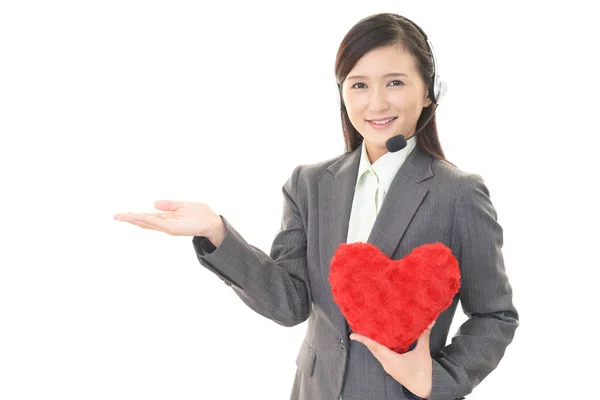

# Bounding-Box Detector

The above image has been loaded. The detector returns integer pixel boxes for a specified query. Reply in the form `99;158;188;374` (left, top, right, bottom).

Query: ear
423;92;433;108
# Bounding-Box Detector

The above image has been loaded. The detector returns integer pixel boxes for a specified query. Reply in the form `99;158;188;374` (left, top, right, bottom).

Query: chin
363;137;390;150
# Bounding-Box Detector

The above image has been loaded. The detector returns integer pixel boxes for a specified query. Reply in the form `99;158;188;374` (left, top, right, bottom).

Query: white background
1;1;598;399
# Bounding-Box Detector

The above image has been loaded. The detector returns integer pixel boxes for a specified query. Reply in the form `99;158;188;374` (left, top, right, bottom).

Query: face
341;44;432;163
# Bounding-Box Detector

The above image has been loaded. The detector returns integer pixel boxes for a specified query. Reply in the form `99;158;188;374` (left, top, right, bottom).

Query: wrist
205;215;226;247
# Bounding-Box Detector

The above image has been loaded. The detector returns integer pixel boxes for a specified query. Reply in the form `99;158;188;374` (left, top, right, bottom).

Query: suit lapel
367;145;433;257
318;148;361;273
318;148;360;334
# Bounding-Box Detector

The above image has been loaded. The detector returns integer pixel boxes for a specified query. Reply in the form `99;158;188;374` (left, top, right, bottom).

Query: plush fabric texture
329;242;461;353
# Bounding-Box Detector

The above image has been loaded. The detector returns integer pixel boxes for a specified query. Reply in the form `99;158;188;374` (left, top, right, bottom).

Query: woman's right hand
113;200;226;246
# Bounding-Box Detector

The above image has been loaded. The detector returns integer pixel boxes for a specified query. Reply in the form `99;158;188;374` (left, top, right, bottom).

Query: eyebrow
346;72;409;81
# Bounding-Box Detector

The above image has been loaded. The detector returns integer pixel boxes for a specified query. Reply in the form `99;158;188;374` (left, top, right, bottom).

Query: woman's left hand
350;321;435;399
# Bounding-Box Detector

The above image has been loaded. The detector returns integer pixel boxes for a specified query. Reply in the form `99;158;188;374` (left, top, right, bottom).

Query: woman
114;13;519;400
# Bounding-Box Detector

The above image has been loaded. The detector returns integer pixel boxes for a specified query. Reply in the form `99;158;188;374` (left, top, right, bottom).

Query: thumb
154;200;184;211
416;320;435;350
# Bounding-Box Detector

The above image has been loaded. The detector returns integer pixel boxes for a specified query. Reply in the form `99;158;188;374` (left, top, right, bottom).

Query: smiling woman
335;14;448;166
115;12;518;400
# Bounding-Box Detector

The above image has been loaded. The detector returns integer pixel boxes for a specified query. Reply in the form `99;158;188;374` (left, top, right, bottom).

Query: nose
368;86;389;113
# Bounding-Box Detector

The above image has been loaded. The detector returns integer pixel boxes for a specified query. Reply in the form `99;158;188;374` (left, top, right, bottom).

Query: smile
367;117;398;129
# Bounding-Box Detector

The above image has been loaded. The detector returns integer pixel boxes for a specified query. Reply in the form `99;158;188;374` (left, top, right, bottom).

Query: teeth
371;117;395;125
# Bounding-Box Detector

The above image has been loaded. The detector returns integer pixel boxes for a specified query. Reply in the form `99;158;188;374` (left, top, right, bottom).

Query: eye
388;80;404;87
350;82;367;89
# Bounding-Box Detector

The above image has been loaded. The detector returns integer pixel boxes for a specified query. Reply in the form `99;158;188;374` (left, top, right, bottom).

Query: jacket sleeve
430;173;519;399
191;165;311;327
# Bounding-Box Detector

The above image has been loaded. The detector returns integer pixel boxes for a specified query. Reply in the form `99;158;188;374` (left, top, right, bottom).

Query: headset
396;14;448;104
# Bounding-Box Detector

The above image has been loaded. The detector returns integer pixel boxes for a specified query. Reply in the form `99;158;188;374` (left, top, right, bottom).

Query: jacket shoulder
292;152;349;185
429;159;491;201
431;158;475;181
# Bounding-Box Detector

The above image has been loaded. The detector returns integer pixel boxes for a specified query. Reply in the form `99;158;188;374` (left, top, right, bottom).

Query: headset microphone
385;104;439;153
385;134;410;153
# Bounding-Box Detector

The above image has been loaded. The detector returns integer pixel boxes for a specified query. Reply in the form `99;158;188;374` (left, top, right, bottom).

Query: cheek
388;92;412;110
344;93;368;120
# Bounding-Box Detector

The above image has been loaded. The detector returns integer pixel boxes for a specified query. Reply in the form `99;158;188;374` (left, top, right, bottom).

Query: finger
154;200;184;211
114;212;176;221
135;212;177;219
114;213;136;222
132;213;169;228
129;218;162;232
350;334;395;364
125;214;172;234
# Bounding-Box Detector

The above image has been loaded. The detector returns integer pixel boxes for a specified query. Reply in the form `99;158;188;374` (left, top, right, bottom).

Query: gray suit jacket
192;145;519;400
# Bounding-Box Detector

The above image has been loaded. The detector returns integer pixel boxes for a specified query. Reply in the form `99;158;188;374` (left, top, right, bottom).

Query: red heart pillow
329;242;461;353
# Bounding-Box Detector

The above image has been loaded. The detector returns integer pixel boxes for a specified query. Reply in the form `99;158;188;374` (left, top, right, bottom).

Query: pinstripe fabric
192;145;519;400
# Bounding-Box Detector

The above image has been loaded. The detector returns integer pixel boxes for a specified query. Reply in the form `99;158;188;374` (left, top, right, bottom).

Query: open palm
114;200;221;237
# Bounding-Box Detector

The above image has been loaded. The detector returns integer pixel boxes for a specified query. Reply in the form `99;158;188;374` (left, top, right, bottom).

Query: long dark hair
335;13;450;164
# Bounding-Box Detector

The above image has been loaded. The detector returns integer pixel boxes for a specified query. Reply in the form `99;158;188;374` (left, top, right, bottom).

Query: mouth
367;116;398;129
